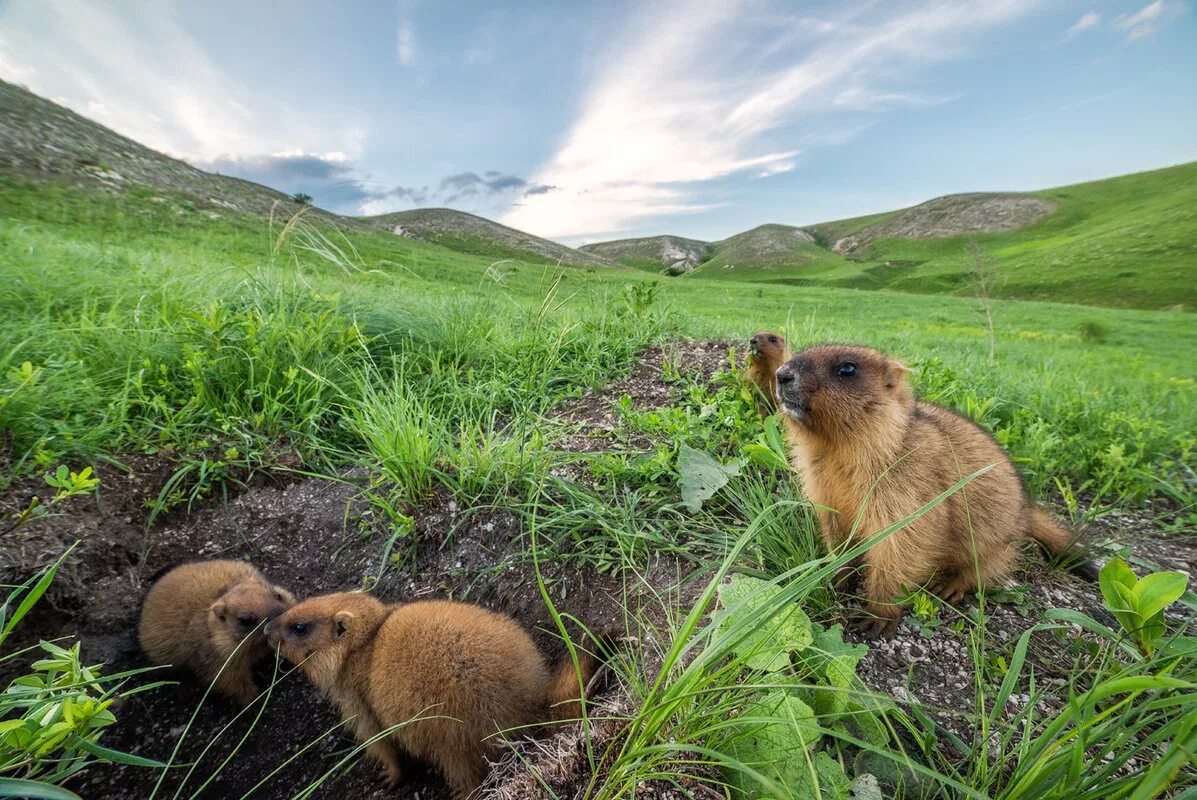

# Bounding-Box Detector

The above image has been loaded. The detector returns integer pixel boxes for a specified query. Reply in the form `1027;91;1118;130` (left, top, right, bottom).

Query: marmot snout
138;560;295;704
777;345;1088;636
267;593;596;800
744;331;789;417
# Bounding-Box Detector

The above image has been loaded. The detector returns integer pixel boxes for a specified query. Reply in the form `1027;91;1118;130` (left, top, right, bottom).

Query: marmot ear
884;360;910;389
209;601;228;622
333;611;355;639
274;586;296;606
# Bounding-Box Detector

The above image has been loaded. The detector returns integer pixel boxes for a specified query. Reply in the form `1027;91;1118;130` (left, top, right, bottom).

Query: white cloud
1065;10;1102;38
0;0;365;164
502;0;1044;240
396;19;416;66
1116;0;1182;40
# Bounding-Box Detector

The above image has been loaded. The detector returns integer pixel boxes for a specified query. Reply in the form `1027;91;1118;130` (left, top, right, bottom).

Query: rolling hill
0;78;346;224
579;235;709;273
583;163;1197;310
2;78;1192;309
364;208;612;269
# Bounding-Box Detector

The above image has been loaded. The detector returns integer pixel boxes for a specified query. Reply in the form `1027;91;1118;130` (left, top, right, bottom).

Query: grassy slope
1;176;1193;508
693;224;852;279
697;162;1197;310
361;208;610;269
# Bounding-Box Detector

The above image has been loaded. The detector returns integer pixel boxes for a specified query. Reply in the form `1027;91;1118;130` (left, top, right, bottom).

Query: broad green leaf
1163;636;1197;657
1131;571;1188;623
0;778;82;800
729;693;824;798
744;416;791;472
1099;557;1138;609
795;752;852;800
716;576;813;671
677;444;741;512
797;623;867;717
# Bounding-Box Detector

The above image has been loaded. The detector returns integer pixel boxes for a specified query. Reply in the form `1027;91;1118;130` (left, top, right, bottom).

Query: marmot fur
744;331;789;417
775;345;1088;636
267;593;596;799
138;560;295;703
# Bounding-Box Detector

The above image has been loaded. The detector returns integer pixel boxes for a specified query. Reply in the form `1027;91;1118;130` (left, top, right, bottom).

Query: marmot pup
138;560;295;704
267;593;596;799
744;331;790;417
775;345;1087;636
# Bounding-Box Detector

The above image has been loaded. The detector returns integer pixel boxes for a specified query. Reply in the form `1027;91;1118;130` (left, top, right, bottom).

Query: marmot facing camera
744;331;789;417
776;345;1088;636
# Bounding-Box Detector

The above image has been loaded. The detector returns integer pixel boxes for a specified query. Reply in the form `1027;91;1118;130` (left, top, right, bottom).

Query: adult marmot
744;331;789;417
267;593;596;799
775;345;1088;636
138;560;295;703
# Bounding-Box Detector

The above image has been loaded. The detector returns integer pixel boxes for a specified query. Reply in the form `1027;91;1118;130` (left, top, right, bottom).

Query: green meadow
1;175;1195;798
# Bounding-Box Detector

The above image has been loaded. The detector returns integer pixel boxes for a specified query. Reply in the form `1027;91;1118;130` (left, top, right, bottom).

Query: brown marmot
744;331;790;417
775;345;1088;636
266;593;596;799
138;560;295;704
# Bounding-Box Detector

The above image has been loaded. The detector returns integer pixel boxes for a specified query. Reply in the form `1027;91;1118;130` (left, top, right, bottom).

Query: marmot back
268;594;595;800
138;560;294;703
775;345;1086;636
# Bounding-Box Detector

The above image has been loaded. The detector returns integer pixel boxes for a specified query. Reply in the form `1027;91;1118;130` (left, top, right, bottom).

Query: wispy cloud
396;20;416;66
1115;0;1183;41
502;0;1045;240
0;0;365;164
1064;10;1102;39
395;0;417;66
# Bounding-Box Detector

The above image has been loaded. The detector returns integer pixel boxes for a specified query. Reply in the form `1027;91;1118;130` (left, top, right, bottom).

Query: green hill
578;235;709;273
714;163;1197;310
363;207;613;269
694;224;848;278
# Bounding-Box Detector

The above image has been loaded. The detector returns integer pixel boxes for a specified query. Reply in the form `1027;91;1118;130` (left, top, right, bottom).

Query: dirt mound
553;340;735;454
0;343;738;799
831;194;1056;255
0;462;651;799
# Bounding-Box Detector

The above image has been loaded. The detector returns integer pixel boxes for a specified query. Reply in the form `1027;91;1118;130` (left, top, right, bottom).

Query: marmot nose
749;336;758;346
776;367;795;386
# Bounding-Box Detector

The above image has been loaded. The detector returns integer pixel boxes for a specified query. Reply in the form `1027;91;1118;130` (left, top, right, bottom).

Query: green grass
1;175;1195;799
691;162;1197;310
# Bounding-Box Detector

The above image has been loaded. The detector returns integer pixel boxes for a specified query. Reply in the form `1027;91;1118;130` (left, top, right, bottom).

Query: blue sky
1;1;1194;244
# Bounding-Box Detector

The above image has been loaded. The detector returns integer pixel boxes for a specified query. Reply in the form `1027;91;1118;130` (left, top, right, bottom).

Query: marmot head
265;592;388;691
774;345;912;437
208;578;295;653
748;331;786;364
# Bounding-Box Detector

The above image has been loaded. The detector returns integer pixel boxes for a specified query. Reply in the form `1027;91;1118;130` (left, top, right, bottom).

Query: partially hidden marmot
138;560;295;704
744;331;790;417
267;593;597;799
775;345;1090;637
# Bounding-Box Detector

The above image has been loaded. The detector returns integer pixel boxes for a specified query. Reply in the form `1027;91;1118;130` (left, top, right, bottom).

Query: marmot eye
290;622;310;636
769;336;777;343
237;614;257;627
837;362;857;377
